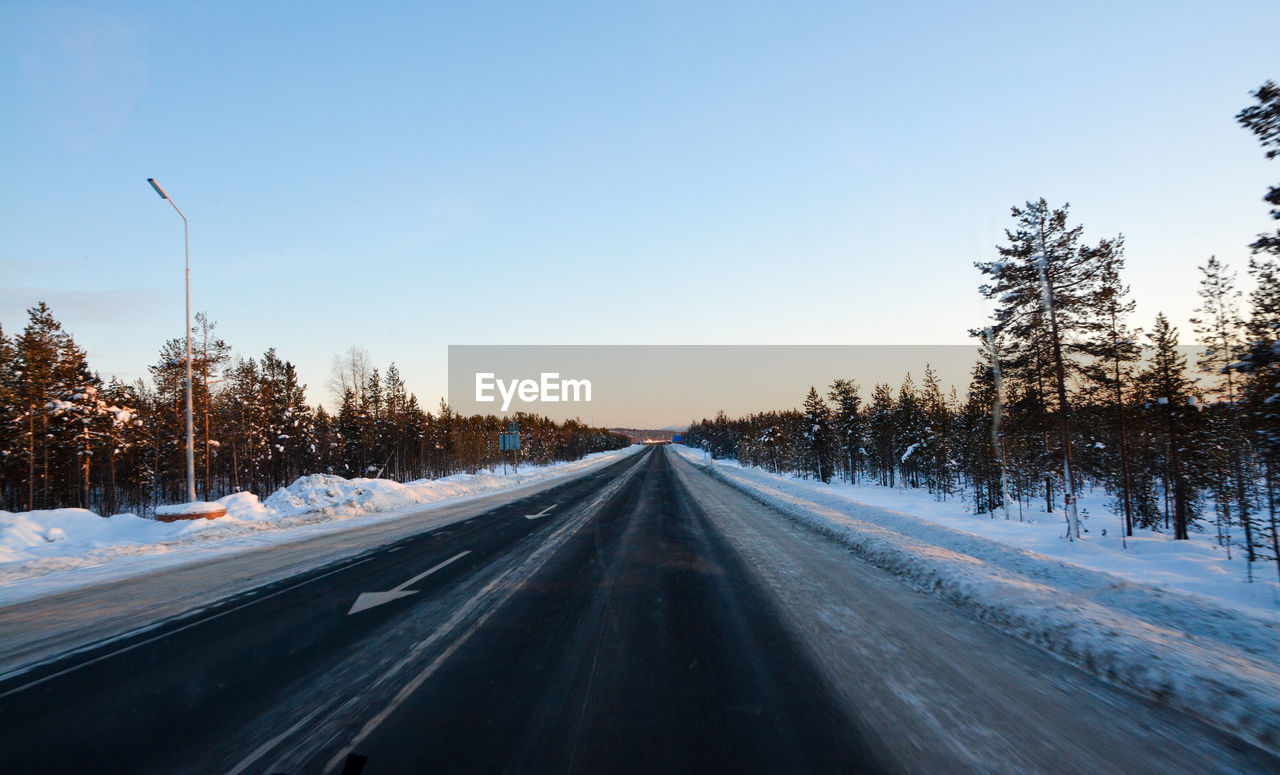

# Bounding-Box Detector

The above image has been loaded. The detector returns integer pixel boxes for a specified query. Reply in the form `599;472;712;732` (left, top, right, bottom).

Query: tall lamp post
147;178;197;503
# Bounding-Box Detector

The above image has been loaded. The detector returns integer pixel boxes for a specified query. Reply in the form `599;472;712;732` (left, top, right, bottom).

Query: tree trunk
1223;372;1255;574
1161;454;1171;530
1046;311;1079;539
40;391;49;509
1113;356;1134;538
1166;405;1188;540
1035;356;1054;515
106;428;117;516
1267;458;1280;584
27;406;35;511
82;423;91;510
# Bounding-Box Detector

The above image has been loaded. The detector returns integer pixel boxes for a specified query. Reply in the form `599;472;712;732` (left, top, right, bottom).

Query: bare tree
328;346;372;408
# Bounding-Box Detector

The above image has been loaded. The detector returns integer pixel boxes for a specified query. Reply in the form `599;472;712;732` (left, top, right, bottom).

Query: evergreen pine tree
802;387;833;483
827;379;862;484
1240;257;1280;579
894;374;927;488
1142;314;1195;540
868;383;896;486
0;323;18;510
14;303;83;509
920;365;955;497
191;312;231;499
1236;81;1280;256
338;388;364;476
1080;237;1141;537
960;357;1005;516
1191;257;1257;570
975;200;1110;539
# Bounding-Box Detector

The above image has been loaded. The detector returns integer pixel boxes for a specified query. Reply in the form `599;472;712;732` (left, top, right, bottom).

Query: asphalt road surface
1;446;1277;774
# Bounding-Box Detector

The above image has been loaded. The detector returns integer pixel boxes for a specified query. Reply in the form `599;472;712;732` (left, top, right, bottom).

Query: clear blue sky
1;1;1275;413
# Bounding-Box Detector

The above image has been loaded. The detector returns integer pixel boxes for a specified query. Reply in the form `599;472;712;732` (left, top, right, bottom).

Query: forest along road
2;446;1278;774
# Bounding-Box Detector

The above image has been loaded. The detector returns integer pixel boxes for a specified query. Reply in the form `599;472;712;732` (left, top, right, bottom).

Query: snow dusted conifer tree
975;200;1107;540
191;312;231;499
338;388;364;477
894;374;926;488
224;356;267;495
802;387;833;483
920;364;955;497
431;398;455;477
1142;314;1195;540
14;303;84;509
48;354;102;509
827;378;862;484
0;323;17;510
98;378;143;515
259;348;310;490
312;405;338;474
1241;258;1280;579
1237;82;1280;579
866;383;897;487
364;367;384;476
384;363;408;479
959;356;1004;515
1079;236;1141;537
149;336;200;499
401;392;428;479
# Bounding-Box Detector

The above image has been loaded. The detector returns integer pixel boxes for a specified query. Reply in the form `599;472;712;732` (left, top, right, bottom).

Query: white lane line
0;555;378;700
393;551;471;591
347;551;472;615
524;504;556;520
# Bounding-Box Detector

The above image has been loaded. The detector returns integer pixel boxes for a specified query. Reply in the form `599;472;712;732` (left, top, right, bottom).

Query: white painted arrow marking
348;550;471;615
524;504;556;520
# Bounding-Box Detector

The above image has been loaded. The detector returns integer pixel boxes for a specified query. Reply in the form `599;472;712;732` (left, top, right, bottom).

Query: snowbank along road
0;446;1276;774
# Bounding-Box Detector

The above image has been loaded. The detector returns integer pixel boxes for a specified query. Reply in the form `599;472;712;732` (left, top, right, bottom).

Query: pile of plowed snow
1;508;208;563
0;447;642;589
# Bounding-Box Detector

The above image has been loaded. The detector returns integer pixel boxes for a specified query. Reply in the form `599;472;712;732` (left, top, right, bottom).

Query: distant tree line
0;312;628;517
684;82;1280;582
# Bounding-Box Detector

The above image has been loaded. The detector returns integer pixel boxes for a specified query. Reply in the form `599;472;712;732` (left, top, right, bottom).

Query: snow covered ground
0;446;643;604
672;446;1280;615
671;445;1280;754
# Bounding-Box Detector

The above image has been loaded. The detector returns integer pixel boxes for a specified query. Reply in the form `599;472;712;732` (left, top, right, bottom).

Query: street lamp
147;178;197;503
